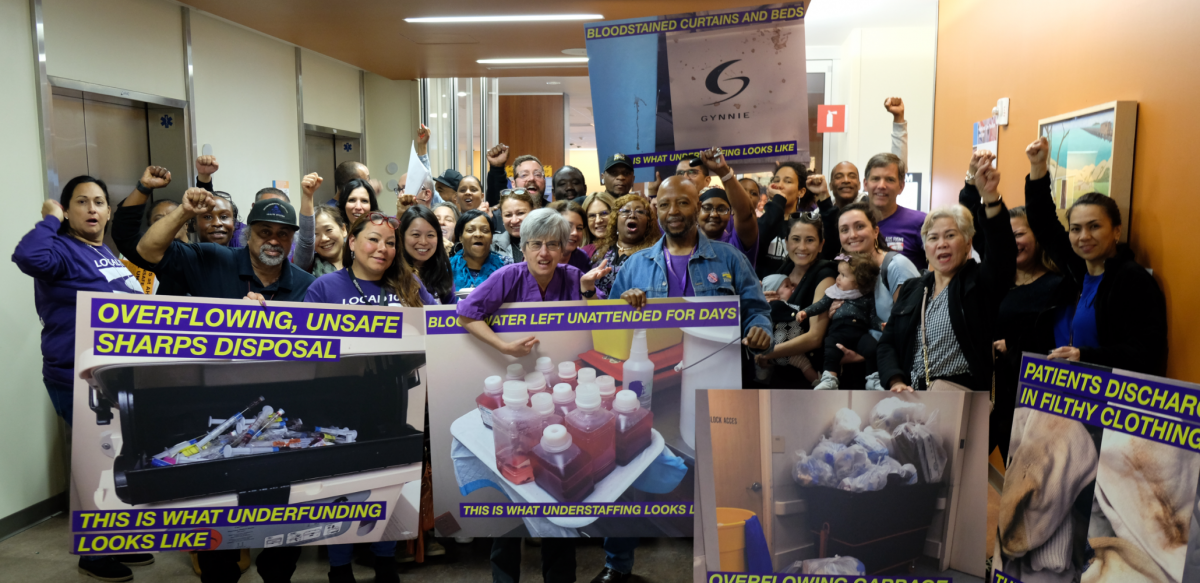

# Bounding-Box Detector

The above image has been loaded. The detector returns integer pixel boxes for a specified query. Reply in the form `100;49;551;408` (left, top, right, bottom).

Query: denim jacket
609;231;774;352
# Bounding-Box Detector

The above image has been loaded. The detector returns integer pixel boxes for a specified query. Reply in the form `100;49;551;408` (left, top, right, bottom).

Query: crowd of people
12;95;1170;582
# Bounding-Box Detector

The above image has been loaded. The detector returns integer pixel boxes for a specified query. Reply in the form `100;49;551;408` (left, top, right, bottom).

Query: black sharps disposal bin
86;353;425;506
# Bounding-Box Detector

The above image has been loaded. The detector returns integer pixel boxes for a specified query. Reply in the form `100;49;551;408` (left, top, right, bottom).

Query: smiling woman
449;209;510;295
399;205;455;304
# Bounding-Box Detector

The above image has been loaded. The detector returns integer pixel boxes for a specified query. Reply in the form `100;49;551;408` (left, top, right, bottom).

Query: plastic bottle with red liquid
565;383;616;483
530;392;564;434
613;389;654;466
551;383;576;418
506;363;526;381
536;356;557;387
557;362;577;390
475;375;505;429
525;371;548;398
532;424;594;502
577;367;597;388
492;382;538;485
596;375;617;411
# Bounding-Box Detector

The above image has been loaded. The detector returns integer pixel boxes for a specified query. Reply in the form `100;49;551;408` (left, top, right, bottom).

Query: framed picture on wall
1037;101;1138;241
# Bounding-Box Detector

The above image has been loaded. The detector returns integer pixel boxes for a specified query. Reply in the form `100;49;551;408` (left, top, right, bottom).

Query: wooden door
708;390;763;519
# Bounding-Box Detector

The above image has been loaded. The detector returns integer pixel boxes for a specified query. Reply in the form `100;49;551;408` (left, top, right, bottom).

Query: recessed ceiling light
406;14;602;24
546;81;562;85
456;91;468;96
477;57;588;64
562;48;588;56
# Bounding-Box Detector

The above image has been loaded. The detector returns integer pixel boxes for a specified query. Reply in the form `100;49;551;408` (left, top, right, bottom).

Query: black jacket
1023;174;1168;376
755;193;790;278
877;200;1016;391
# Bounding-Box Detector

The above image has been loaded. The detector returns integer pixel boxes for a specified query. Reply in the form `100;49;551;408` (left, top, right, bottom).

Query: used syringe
181;396;265;457
235;409;285;447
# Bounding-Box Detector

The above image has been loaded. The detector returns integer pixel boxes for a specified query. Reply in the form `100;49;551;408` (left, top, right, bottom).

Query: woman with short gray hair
456;208;613;357
877;159;1016;392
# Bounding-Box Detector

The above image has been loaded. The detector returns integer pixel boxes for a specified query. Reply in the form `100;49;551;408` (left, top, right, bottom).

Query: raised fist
301;173;323;198
699;147;731;177
884;97;905;122
806;174;829;201
417;124;430;146
969;150;995;178
182;187;215;216
140;166;172;189
486;144;510;168
1026;137;1049;166
41;199;64;221
397;193;416;214
195;156;219;179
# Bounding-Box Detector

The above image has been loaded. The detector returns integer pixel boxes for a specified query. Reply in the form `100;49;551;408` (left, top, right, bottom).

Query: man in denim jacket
610;168;773;353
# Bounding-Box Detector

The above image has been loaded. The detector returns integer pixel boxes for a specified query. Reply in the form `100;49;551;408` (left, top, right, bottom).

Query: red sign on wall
817;105;846;133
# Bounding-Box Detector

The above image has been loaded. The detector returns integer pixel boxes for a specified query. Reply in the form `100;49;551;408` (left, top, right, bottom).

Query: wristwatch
136;181;154;195
982;193;1004;208
582;288;596;298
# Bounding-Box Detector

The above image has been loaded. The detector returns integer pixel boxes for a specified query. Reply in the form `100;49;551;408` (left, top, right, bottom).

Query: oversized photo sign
997;353;1200;583
424;297;742;538
585;2;810;180
70;293;427;555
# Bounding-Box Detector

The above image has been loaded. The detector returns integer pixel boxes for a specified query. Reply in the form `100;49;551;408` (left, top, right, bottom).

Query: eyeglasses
618;208;648;218
700;205;731;216
525;240;562;252
516;171;545;180
500;188;529;198
587;210;611;221
365;212;400;229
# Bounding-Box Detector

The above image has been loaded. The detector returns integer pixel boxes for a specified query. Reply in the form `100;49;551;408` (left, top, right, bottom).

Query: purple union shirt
304;268;436;306
879;205;928;271
457;262;583;320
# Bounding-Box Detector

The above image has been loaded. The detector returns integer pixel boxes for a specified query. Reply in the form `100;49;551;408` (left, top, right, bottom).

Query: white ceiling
496;0;939;151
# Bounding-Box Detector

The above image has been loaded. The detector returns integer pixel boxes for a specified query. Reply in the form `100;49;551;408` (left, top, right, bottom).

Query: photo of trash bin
695;390;989;579
70;294;429;552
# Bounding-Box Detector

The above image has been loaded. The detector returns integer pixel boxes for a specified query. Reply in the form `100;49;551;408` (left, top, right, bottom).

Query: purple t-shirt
457;262;583;320
13;216;143;385
665;249;695;297
879;205;928;271
304;268;436;306
718;227;757;268
566;248;591;274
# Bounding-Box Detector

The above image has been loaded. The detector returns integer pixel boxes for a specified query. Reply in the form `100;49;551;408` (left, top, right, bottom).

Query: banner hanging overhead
584;2;811;181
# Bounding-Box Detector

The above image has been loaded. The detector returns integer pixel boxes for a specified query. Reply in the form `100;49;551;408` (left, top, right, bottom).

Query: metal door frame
30;0;196;199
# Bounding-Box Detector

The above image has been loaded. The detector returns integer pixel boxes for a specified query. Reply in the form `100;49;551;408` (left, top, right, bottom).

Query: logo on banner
704;60;749;105
817;105;845;133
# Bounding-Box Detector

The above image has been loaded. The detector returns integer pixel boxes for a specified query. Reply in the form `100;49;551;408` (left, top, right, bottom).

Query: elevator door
305;133;337;204
52;92;149;206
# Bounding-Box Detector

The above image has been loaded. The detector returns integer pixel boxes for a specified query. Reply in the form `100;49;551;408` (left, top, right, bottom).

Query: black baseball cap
246;198;299;228
434;168;463;191
604;153;634;173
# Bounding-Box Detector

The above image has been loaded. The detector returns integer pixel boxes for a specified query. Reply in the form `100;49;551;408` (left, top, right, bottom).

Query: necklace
1014;269;1041;286
616;242;636;254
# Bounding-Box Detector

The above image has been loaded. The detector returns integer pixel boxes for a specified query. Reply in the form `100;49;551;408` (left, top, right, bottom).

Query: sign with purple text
584;2;810;181
425;297;741;538
998;353;1200;582
70;293;427;554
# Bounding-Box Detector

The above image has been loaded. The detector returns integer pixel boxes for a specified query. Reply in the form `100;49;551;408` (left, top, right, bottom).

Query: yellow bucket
591;328;682;361
716;507;756;572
